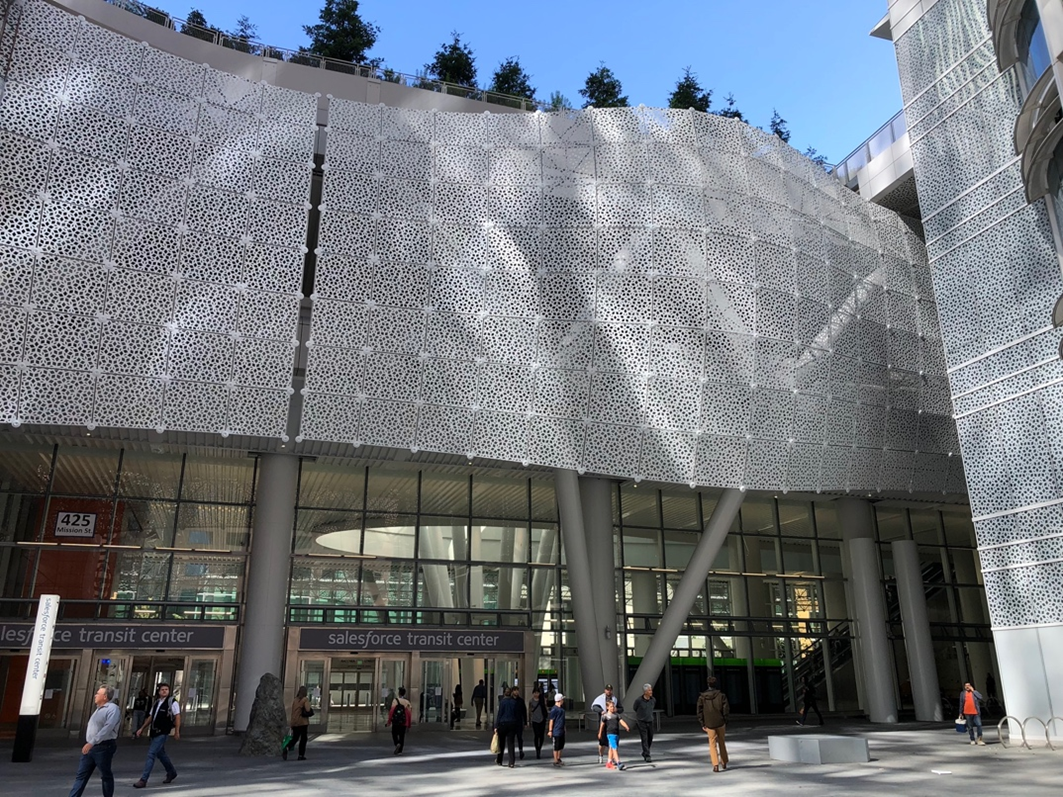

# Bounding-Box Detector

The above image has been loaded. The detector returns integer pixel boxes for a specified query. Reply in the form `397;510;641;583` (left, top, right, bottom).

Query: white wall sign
19;594;59;716
54;512;97;538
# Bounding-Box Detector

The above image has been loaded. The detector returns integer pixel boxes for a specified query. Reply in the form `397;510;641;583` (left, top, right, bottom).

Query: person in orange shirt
957;682;985;745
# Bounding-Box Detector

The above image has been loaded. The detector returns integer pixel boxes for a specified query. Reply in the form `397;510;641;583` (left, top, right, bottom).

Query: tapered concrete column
892;540;943;721
581;477;619;690
234;454;299;732
837;498;897;723
554;469;602;706
625;488;744;699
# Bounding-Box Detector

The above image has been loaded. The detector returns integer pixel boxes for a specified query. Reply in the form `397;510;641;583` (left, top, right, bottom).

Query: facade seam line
921;158;1022;225
978;530;1063;551
972;495;1063;523
950;356;1059;400
900;34;994;110
946;325;1055;374
952;375;1063;420
924;185;1027;246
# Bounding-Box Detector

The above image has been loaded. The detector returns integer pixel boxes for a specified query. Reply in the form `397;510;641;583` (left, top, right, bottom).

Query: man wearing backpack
386;687;413;754
133;683;180;788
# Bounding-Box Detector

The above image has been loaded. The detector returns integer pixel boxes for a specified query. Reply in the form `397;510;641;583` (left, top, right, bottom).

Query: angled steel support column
837;497;897;723
892;540;943;721
554;469;603;707
624;488;744;699
581;476;620;691
234;454;298;731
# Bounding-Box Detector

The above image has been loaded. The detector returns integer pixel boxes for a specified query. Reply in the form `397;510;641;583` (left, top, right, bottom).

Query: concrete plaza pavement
2;718;1058;796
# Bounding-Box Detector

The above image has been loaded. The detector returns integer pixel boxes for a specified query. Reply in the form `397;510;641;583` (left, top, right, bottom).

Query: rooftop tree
769;109;791;143
426;31;477;87
667;67;712;112
489;57;536;102
303;0;380;64
580;63;628;108
715;92;745;121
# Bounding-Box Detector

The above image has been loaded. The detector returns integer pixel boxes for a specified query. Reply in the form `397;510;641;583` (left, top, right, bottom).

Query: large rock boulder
239;673;287;756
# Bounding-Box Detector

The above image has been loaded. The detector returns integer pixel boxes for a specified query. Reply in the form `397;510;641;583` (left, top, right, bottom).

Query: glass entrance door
418;659;453;728
378;658;406;726
327;658;376;733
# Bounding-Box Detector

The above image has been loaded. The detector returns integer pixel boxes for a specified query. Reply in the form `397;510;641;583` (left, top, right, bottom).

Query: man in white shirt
68;685;121;797
133;683;181;788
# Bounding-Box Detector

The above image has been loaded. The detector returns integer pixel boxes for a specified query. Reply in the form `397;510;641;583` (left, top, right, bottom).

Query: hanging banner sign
54;512;98;537
0;623;226;650
19;594;59;716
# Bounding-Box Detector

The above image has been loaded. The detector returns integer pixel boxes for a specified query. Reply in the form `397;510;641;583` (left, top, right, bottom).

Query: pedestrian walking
528;687;548;759
510;688;527;759
591;684;624;764
547;693;566;767
472;679;487;728
386;687;413;754
133;683;180;788
68;685;121;797
451;684;463;727
599;699;631;770
696;676;730;772
130;689;148;739
282;685;312;760
632;683;656;762
958;682;985;745
493;688;521;767
796;677;823;726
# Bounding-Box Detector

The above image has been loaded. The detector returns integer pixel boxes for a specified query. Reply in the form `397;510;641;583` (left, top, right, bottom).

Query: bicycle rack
997;715;1022;748
1023;717;1053;750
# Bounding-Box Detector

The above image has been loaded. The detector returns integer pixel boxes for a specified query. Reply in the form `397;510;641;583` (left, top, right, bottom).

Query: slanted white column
581;477;620;690
234;454;298;732
624;489;744;699
892;540;942;721
837;498;897;723
554;469;603;706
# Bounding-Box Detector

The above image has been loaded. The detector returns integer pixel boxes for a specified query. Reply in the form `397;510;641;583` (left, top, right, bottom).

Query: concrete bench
768;734;870;764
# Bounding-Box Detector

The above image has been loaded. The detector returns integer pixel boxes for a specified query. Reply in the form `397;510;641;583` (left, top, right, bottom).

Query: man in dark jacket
472;679;487;728
696;676;729;772
493;691;521;767
631;683;657;762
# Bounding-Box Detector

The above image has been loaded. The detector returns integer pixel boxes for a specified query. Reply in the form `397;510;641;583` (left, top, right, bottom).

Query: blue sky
168;0;901;164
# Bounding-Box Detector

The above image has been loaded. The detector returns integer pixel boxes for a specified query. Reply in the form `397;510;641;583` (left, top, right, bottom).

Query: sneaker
606;761;616;769
976;739;986;746
394;744;401;755
598;754;604;764
519;751;525;760
969;740;977;745
552;761;561;767
645;755;652;763
298;756;306;760
133;781;147;789
617;763;626;771
163;773;177;784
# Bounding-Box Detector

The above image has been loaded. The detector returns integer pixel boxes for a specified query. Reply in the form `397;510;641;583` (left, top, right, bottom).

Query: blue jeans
141;733;176;782
69;739;116;797
964;713;983;740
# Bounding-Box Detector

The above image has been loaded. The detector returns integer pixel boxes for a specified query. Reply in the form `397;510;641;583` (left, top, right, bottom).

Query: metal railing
832;110;908;186
103;0;540;110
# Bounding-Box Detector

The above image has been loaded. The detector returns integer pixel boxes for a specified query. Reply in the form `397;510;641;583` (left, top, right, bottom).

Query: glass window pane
626;571;662;614
781;539;814;573
182;455;255;504
666;572;705;614
167;554;243;604
529;566;556;612
707;576;738;616
363;514;415;558
472;474;528;519
0;442;53;492
664;530;696;569
423;471;470;516
46;497;116;544
530;524;559;564
814;504;840;538
176;504;251;552
52;447;120;495
117;500;176;548
0;546;40;600
910;510;942;545
529;478;556;521
712;534;741;571
291;558;361;608
740;497;775;533
875;506;909;541
365;467;419;513
118;451;183;499
0;493;45;543
818;541;844;577
297;461;365;510
619;485;658;527
778;500;812;537
35;549;107;607
417;562;469;607
296;508;362;555
661;489;699;530
472;565;527;610
418;518;469;560
360;559;416;607
110;550;171;602
471;524;529;563
942;510;974;547
623;527;661;567
744;537;778;574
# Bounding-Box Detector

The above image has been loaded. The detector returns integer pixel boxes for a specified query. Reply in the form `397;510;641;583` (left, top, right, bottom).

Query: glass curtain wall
0;441;253;621
289;461;561;677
